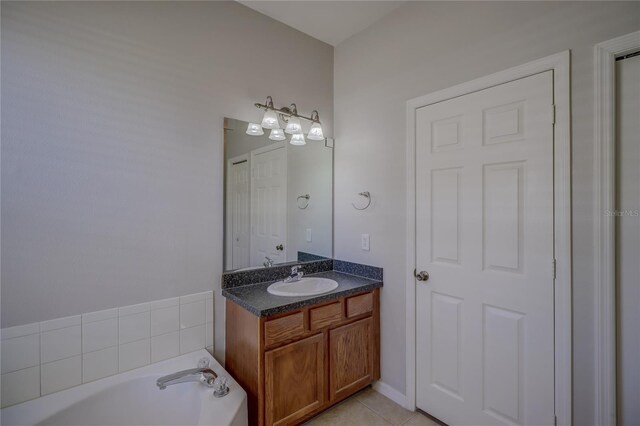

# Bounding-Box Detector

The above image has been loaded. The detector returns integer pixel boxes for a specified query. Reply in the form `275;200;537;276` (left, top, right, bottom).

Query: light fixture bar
254;99;321;124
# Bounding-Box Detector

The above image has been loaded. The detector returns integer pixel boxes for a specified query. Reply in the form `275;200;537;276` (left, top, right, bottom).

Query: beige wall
333;2;639;424
0;1;333;361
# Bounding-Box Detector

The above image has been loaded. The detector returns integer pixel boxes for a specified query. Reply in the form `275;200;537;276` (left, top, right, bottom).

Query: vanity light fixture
260;96;280;129
290;133;306;146
252;96;325;142
307;111;324;141
246;122;264;136
285;115;302;135
269;128;286;141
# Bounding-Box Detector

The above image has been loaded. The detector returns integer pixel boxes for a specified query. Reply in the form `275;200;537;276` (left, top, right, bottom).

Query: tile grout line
354;398;392;425
356;389;416;426
400;412;419;426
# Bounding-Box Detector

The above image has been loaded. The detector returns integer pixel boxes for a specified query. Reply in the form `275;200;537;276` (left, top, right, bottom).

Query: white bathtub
1;350;247;426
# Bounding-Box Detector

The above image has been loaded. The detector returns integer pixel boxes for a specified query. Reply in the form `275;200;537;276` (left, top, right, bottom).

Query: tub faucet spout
156;367;217;390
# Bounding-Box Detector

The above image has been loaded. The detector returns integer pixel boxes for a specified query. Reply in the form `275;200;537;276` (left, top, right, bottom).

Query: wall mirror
223;117;333;272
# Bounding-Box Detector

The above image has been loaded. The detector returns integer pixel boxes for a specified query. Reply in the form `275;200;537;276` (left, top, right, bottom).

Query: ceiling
238;1;405;46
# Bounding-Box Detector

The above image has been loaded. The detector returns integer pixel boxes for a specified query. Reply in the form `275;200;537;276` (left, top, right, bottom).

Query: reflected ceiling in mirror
223;117;333;272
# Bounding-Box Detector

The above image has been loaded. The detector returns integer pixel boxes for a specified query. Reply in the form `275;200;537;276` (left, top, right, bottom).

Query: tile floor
305;387;442;426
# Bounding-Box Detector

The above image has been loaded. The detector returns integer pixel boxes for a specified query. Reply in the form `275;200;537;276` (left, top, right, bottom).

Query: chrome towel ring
352;191;371;211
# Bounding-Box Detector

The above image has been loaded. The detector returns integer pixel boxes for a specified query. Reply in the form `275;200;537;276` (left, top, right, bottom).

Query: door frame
405;51;572;425
225;154;250;270
593;31;640;426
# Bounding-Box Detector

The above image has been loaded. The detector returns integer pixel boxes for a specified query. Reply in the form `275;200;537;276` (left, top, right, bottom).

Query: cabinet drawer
346;293;373;318
310;302;343;330
264;312;305;346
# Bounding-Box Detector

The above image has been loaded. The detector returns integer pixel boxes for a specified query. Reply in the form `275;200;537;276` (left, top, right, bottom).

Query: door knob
414;270;429;282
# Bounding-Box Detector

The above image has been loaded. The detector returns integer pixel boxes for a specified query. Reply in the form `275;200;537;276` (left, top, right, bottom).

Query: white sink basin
267;277;339;297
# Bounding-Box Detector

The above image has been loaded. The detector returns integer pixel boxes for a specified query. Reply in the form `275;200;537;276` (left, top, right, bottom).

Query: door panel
431;168;462;265
416;71;555;426
483;162;524;273
482;305;524;424
430;292;463;400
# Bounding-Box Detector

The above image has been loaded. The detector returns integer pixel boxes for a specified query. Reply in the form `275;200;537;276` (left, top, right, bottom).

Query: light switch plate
361;234;370;251
306;228;312;242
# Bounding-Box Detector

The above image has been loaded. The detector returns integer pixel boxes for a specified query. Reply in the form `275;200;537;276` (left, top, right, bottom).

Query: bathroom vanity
223;266;382;426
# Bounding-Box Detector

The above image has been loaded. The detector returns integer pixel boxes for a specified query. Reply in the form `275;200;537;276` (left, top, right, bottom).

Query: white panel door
250;142;287;266
616;54;640;426
227;157;250;270
416;71;555;426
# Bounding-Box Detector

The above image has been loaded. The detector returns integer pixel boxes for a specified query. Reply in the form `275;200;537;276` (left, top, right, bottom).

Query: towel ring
297;194;310;209
352;191;371;211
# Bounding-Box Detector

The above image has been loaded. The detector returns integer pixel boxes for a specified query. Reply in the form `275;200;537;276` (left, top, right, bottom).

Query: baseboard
372;381;410;410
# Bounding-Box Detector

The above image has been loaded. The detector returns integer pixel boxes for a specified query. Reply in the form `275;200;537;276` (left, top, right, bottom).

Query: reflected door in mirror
251;143;287;266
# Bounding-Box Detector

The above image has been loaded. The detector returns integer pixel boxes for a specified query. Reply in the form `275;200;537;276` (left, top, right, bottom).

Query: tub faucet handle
213;376;229;398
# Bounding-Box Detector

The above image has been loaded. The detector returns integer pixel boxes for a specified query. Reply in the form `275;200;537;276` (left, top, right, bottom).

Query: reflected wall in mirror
224;118;333;272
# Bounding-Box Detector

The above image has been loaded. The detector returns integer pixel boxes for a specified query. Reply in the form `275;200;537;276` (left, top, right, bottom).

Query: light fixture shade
269;128;286;141
261;110;279;129
307;122;324;141
290;132;306;146
246;122;264;136
284;117;302;134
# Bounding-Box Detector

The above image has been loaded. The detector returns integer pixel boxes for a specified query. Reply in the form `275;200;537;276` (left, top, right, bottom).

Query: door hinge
554;415;558;426
551;104;556;125
552;259;557;279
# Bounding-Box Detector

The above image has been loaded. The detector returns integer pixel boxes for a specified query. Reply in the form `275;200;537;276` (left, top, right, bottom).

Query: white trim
225;154;250;271
405;51;572;426
594;31;640;426
372;381;410;409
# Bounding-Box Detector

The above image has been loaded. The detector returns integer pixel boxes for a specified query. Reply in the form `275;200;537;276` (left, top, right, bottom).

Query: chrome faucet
156;358;217;390
263;257;274;268
284;265;304;283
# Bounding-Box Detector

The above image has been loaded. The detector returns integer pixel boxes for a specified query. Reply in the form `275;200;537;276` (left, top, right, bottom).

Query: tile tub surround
222;259;334;289
0;291;214;408
222;270;383;317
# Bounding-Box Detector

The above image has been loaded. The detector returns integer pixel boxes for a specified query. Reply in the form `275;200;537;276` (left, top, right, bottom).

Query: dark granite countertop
221;270;382;317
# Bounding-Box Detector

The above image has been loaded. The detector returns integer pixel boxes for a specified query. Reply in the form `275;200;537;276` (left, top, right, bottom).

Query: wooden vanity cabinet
225;289;380;426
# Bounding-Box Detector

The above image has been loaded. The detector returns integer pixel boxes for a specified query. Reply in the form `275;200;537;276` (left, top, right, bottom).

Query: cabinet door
329;317;373;400
264;334;325;426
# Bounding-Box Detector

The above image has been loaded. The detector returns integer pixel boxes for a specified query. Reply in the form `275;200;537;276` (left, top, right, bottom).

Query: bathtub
1;350;247;426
